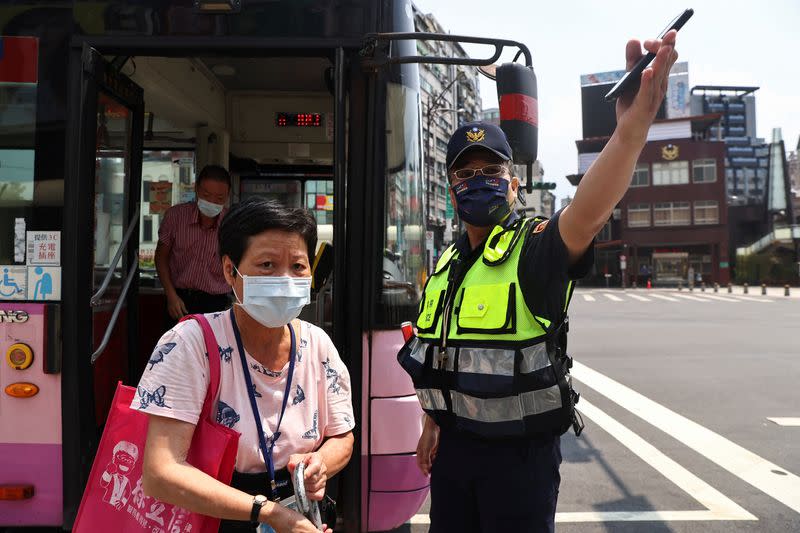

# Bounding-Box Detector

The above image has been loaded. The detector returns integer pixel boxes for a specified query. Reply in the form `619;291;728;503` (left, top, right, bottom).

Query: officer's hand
416;416;440;476
167;292;188;320
615;29;678;142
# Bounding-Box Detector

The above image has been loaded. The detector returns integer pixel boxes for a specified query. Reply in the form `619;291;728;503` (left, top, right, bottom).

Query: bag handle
180;313;222;423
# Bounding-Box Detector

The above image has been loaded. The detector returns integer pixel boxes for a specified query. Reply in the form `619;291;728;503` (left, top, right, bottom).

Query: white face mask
232;267;311;328
198;198;224;218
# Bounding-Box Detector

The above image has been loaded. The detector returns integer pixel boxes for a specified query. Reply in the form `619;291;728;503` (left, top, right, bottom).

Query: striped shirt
158;202;230;295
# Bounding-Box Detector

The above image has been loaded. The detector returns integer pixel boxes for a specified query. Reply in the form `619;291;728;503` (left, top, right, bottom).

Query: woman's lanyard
231;310;296;501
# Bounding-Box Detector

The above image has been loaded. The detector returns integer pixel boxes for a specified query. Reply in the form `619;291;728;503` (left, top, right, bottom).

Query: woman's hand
269;505;332;533
615;29;679;144
416;415;439;476
288;452;328;501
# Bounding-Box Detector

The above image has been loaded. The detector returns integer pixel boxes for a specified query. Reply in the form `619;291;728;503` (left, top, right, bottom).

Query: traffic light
530;182;557;190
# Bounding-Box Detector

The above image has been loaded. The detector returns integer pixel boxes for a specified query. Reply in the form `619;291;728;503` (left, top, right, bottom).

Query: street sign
620;254;626;270
446;196;454;220
425;231;434;251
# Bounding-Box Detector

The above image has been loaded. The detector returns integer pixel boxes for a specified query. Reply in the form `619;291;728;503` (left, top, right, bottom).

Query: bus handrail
91;205;140;306
91;261;138;364
361;32;532;68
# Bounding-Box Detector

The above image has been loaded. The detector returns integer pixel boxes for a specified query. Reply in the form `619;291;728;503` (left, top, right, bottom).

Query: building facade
690;86;768;204
414;5;482;252
789;140;800;224
570;115;730;286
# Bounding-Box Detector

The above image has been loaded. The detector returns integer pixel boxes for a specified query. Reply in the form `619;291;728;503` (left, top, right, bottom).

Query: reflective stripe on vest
399;216;577;439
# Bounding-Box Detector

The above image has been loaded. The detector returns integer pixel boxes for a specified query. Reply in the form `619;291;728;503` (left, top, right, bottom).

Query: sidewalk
579;285;800;299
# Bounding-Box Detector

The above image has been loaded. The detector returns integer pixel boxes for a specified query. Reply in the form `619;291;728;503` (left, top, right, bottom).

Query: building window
631;163;649;187
692;159;717;183
652;161;689;186
694;201;719;225
628;203;651;227
598;221;612;241
654;202;691;226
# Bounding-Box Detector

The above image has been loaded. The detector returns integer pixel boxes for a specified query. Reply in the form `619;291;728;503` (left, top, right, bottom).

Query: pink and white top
131;310;355;473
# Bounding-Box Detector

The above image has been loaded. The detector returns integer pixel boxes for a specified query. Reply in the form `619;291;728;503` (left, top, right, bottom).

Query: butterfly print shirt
131;311;355;473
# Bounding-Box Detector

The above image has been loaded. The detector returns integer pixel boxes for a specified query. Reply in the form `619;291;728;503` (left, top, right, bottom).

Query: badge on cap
466;127;485;143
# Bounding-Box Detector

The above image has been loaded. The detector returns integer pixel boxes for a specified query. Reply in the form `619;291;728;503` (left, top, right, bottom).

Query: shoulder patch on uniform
533;220;549;234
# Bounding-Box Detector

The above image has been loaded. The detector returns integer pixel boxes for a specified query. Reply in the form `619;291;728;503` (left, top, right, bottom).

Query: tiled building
414;5;481;250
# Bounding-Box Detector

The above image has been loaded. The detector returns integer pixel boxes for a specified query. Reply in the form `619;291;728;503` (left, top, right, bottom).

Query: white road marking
729;295;774;303
603;293;624;302
691;294;740;302
408;398;755;524
673;293;709;302
583;294;596;301
572;400;756;522
573;361;800;515
648;293;680;302
626;293;652;302
767;417;800;427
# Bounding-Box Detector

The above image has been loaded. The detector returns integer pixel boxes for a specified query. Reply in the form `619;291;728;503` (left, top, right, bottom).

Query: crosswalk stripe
626;293;651;302
673;293;709;302
767;417;800;426
691;294;740;302
603;293;623;302
648;293;679;302
729;295;773;303
583;294;596;301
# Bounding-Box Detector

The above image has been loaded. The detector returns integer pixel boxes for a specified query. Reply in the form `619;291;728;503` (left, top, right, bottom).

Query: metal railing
91;205;140;307
91;260;138;364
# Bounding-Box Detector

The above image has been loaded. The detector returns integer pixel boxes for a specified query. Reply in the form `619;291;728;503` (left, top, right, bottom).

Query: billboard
665;62;690;118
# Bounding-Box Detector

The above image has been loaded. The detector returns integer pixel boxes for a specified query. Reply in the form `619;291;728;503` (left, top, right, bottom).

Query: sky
413;0;800;203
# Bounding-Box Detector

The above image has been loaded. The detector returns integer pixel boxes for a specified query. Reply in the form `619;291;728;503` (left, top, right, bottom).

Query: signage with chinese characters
0;266;27;300
26;231;60;265
27;266;61;301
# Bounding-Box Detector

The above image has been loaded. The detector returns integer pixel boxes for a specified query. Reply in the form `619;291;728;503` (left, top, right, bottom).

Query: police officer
399;31;679;532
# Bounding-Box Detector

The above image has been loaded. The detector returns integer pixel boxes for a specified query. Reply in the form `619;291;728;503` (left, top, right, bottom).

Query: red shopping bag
74;314;240;533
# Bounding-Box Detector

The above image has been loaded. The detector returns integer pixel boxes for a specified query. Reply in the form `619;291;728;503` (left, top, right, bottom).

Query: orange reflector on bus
0;484;34;500
4;382;39;398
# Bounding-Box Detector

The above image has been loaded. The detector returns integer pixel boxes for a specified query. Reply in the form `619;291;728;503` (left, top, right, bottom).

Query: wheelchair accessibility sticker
0;266;27;300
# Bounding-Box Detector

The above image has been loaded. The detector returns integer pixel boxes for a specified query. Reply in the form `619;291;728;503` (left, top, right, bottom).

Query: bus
0;2;535;531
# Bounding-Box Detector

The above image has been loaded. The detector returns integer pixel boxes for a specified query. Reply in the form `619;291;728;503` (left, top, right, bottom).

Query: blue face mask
451;175;511;227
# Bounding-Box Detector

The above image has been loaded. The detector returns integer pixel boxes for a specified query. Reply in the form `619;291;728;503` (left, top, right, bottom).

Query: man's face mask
451;174;511;228
232;266;311;328
197;198;224;218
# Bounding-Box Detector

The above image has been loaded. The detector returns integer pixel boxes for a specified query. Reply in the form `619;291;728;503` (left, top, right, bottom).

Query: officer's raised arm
559;30;679;265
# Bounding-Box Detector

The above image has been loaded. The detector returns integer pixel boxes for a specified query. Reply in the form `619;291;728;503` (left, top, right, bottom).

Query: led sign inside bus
275;112;322;127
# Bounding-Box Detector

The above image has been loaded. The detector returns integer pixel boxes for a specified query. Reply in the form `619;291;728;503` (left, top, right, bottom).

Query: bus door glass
79;48;144;423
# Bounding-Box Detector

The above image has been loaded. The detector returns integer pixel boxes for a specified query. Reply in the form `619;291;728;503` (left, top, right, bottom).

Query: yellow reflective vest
398;217;582;439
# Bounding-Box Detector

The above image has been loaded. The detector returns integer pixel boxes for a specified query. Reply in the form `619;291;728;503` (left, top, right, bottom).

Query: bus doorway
127;53;339;374
62;48;349;528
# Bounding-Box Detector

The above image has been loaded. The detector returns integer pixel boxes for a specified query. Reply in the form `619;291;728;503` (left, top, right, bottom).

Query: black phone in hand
605;8;694;102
